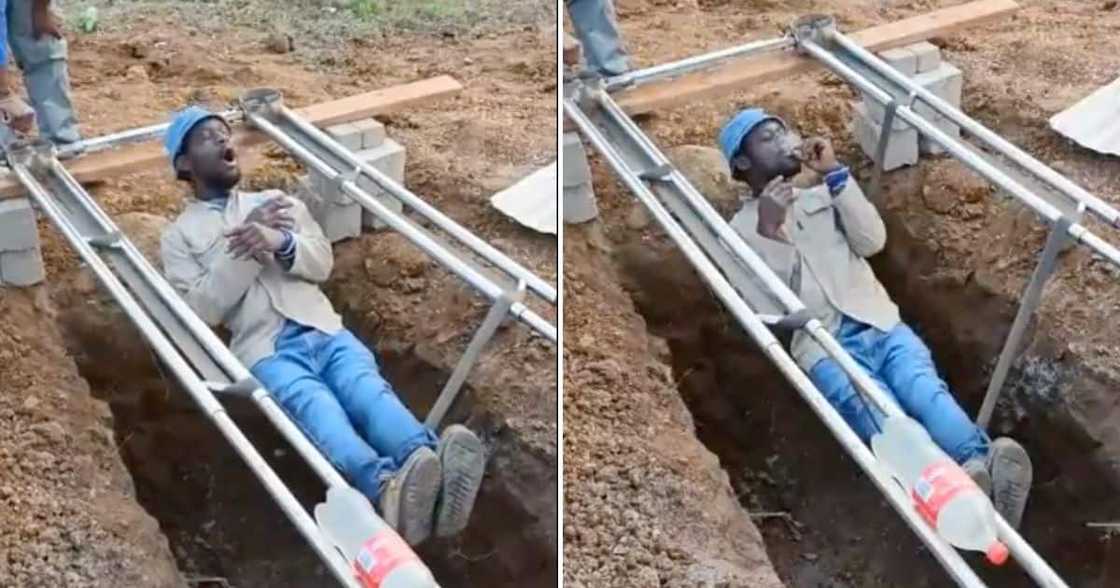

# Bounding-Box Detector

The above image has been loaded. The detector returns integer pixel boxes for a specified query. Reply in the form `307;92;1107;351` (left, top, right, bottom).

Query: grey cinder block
852;102;918;171
0;247;45;286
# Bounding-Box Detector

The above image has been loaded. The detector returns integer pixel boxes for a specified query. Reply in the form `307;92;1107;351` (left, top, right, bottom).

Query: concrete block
326;122;363;152
351;118;387;149
564;182;599;224
913;62;963;121
563;132;592;187
911;41;942;73
0;247;45;286
878;47;917;76
319;201;363;243
862;94;915;132
0;198;39;251
852;102;918;171
919;114;961;155
355;138;406;230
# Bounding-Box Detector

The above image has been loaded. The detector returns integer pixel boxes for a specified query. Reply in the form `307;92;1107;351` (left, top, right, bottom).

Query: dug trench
45;227;557;588
610;171;1120;587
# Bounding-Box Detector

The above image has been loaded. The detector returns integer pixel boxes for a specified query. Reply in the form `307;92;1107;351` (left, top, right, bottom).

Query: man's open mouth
222;146;236;163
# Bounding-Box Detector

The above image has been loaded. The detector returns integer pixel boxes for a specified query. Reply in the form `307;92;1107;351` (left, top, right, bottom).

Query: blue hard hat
164;106;224;170
718;108;785;162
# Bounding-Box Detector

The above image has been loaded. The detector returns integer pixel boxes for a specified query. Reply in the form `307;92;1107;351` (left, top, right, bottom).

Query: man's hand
757;175;796;243
800;137;839;174
32;2;63;40
225;222;286;261
244;197;295;231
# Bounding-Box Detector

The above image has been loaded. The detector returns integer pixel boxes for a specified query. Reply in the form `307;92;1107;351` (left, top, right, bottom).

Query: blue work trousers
808;317;990;464
0;0;81;145
252;321;437;503
566;0;629;76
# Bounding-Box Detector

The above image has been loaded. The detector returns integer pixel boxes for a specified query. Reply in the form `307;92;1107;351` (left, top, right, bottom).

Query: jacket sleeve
160;222;264;327
284;196;334;283
832;178;886;257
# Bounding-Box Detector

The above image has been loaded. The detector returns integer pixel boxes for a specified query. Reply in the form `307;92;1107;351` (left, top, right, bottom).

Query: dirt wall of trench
0;287;185;588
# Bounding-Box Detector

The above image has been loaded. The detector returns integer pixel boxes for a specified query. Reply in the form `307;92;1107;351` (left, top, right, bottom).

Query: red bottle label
351;529;422;587
910;458;978;527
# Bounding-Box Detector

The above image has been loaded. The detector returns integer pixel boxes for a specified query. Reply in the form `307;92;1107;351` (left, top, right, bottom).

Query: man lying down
717;108;1033;529
157;106;484;546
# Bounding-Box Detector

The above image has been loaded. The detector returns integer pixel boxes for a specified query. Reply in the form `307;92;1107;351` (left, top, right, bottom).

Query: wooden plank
615;0;1019;115
0;75;463;198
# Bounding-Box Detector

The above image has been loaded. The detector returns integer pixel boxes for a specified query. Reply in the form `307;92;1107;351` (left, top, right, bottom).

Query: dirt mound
563;226;783;587
0;288;184;587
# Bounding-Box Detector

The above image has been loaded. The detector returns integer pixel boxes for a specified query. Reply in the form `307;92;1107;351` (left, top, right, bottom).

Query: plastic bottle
315;486;441;588
870;415;1009;566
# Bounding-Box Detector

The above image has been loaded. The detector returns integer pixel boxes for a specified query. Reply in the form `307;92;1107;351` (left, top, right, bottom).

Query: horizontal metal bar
56;109;243;159
566;97;986;588
802;38;1120;273
826;29;1120;228
11;160;359;588
604;35;795;91
247;111;557;343
276;106;558;305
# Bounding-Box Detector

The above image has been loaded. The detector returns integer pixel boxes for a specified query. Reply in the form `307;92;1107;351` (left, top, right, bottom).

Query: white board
489;162;557;235
1050;76;1120;156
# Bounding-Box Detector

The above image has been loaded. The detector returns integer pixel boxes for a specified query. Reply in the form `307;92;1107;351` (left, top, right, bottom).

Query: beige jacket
160;190;344;369
728;178;900;369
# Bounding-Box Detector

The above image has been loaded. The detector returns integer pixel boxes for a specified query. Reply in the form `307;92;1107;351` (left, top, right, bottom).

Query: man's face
179;117;240;190
736;120;802;181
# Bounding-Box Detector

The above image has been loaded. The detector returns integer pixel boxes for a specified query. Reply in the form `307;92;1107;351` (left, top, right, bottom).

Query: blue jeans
808;317;990;464
0;0;81;145
566;0;629;76
252;321;437;502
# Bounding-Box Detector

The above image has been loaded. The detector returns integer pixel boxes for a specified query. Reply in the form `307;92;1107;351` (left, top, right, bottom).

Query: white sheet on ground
489;162;557;235
1050;76;1120;156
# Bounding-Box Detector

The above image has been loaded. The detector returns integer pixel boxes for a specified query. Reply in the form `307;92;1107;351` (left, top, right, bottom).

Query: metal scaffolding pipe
604;35;794;91
801;38;1120;272
47;159;350;490
825;29;1120;228
275;105;557;304
247;111;558;343
566;97;987;588
11;160;360;588
56;109;243;159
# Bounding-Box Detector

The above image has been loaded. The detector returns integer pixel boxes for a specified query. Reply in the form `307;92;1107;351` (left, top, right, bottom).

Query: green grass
64;0;554;66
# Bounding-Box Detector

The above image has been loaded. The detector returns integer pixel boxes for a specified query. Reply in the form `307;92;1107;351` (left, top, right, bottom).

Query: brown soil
565;0;1120;586
0;287;183;587
2;6;556;587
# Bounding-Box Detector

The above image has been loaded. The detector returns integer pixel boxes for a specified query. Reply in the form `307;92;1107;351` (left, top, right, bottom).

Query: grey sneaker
962;456;992;496
379;447;441;546
433;425;486;538
988;437;1033;530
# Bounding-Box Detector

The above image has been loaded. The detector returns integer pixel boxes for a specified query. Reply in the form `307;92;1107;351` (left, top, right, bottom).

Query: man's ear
174;154;192;182
729;151;751;180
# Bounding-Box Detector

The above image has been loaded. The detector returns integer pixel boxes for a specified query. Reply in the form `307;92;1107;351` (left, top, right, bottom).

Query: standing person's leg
252;323;440;545
320;329;486;540
7;0;80;146
0;2;33;139
878;322;1032;528
565;0;630;76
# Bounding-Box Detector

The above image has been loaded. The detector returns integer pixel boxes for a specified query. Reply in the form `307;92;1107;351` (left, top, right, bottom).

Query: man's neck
746;171;780;197
195;185;233;203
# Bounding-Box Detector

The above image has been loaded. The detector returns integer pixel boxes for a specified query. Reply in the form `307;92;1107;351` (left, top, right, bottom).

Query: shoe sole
394;448;442;546
435;425;486;538
989;439;1033;530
